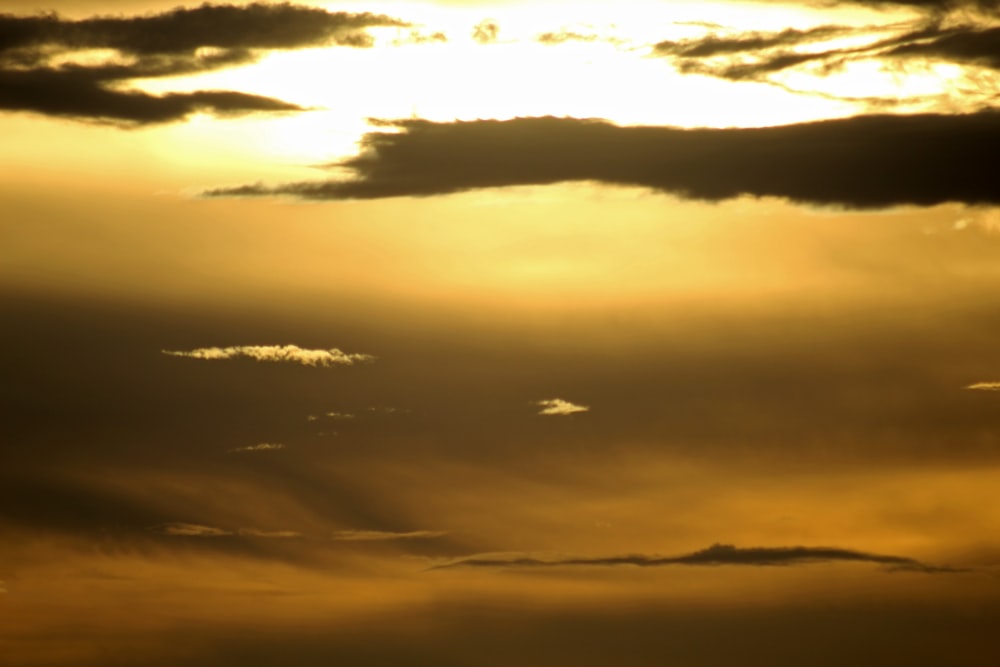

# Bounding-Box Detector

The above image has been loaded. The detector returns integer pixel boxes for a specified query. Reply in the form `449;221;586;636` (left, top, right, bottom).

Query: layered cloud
965;381;1000;390
536;398;590;416
162;344;374;367
0;4;405;124
206;112;1000;208
433;543;960;573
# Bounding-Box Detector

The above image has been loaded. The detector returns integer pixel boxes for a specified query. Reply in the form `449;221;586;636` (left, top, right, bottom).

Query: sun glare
122;1;943;165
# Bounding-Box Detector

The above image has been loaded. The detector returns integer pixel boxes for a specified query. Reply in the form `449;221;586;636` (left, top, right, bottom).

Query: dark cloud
653;18;1000;89
0;67;302;124
0;4;406;124
885;24;1000;68
654;25;848;59
0;4;406;58
433;543;962;572
205;112;1000;208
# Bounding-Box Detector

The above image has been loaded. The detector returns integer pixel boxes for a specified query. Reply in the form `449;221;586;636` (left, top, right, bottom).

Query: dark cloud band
433;543;961;573
206;112;1000;208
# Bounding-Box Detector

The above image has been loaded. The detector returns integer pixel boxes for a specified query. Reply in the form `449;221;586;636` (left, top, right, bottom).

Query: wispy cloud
331;529;448;541
536;398;589;416
431;543;962;573
228;443;285;453
965;381;1000;390
153;522;301;538
162;344;374;367
156;522;232;537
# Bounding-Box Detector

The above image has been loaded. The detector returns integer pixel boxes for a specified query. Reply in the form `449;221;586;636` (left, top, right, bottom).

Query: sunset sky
3;0;1000;665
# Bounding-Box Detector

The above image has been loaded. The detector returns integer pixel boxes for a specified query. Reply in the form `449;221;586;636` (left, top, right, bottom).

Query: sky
3;0;1000;665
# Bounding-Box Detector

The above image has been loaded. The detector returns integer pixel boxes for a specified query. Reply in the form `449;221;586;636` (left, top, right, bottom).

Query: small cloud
966;382;1000;391
326;411;356;420
162;344;374;367
331;529;448;541
156;522;232;537
536;398;589;416
228;443;285;453
0;580;7;594
472;19;499;44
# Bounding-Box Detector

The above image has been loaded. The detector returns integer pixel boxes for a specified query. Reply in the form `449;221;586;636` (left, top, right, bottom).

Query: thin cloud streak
153;523;302;538
431;543;963;573
206;113;1000;208
965;381;1000;390
228;443;286;453
162;345;374;367
536;398;590;416
331;529;448;541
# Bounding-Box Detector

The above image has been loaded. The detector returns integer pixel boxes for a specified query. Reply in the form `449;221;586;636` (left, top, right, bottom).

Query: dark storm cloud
0;3;406;58
0;67;302;124
0;4;406;124
205;112;1000;208
433;543;962;572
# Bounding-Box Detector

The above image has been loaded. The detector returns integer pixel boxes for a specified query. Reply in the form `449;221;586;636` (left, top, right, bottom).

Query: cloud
205;113;1000;208
0;580;7;594
653;25;849;60
432;543;962;572
472;19;500;44
0;4;405;124
236;528;302;538
154;522;301;538
0;68;303;125
536;398;590;416
228;443;286;453
965;381;1000;390
162;344;374;367
0;4;406;59
156;522;232;537
331;529;448;541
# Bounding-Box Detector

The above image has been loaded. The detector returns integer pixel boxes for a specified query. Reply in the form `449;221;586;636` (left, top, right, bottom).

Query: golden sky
3;1;1000;665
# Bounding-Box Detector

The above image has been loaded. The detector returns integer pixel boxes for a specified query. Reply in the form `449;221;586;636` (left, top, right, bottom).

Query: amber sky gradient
3;1;1000;665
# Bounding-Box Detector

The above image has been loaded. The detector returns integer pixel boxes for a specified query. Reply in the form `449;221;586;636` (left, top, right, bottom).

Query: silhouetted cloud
0;4;405;124
654;25;848;60
965;381;1000;390
162;344;374;366
536;398;589;416
0;68;302;124
884;25;1000;69
228;443;286;453
331;529;448;541
0;4;405;59
205;113;1000;208
432;543;962;572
